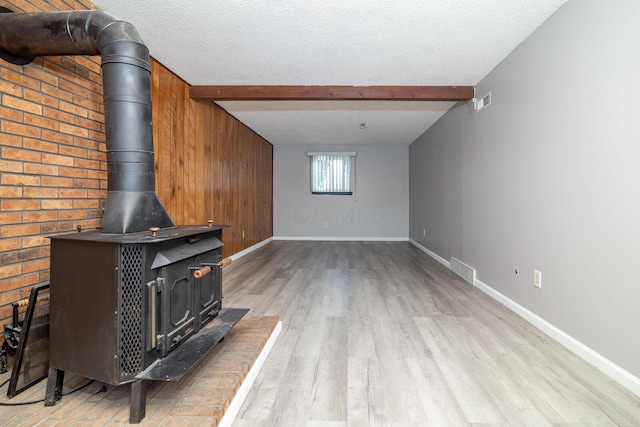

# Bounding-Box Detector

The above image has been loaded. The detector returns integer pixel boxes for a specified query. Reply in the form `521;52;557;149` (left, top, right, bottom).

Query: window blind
307;152;356;195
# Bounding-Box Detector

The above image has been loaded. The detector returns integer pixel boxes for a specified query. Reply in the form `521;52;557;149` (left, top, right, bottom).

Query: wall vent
471;91;492;112
450;257;476;285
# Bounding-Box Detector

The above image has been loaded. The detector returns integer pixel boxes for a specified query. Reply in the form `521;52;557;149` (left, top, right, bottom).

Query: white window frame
306;151;356;195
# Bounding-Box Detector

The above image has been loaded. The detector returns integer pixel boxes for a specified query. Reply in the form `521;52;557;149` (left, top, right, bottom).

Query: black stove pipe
0;9;174;234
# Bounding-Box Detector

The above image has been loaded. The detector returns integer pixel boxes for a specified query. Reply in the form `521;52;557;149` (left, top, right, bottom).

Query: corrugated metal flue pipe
0;8;174;234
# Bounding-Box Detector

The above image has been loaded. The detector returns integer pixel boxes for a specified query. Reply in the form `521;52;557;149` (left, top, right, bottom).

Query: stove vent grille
119;245;143;379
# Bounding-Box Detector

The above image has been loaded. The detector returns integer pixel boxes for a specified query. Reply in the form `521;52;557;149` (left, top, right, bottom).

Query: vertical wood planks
151;60;273;256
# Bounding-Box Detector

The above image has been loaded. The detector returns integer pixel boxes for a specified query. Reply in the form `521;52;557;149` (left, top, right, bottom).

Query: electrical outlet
533;270;542;288
323;221;328;228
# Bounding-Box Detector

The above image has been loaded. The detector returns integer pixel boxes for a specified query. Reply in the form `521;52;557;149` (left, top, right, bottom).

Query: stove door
195;250;222;330
160;258;196;357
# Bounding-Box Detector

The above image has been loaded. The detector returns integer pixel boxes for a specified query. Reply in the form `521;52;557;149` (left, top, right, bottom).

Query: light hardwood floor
222;241;640;426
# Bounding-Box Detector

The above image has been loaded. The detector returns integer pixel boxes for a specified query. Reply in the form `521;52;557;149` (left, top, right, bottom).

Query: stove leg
129;379;148;424
44;368;64;406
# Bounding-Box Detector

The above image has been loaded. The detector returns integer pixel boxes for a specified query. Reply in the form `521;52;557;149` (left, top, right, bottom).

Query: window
307;151;356;195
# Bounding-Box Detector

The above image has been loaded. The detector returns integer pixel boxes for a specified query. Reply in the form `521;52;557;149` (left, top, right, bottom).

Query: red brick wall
0;0;103;325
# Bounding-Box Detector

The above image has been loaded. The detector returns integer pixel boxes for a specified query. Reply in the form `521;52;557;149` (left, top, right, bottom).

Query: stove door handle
192;257;233;279
146;280;160;352
193;266;212;279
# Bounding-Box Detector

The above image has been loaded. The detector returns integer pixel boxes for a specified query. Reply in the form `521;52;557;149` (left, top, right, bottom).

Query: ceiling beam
189;85;475;101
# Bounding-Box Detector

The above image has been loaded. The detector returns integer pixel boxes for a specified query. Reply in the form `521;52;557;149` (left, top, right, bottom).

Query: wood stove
46;224;246;422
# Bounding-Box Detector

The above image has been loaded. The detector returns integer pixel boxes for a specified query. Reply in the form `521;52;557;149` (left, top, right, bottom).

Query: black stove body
46;225;246;422
48;225;224;383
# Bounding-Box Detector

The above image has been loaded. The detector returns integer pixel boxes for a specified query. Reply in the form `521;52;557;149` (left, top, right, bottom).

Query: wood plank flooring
222;241;640;426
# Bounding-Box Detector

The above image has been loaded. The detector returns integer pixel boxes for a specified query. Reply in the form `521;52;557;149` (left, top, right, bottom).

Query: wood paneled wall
150;60;273;257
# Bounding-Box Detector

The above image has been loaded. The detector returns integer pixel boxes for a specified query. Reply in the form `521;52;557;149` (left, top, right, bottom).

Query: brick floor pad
0;315;280;426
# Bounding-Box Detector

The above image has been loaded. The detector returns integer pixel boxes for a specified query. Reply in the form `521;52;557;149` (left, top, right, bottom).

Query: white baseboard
230;237;273;261
273;236;409;242
473;278;640;397
218;320;283;427
409;239;450;268
409;240;640;398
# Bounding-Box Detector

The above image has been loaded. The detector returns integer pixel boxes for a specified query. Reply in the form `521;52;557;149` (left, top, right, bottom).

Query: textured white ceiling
217;100;456;145
91;0;568;145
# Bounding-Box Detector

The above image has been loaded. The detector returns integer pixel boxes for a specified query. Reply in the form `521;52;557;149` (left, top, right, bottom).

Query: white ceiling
91;0;568;145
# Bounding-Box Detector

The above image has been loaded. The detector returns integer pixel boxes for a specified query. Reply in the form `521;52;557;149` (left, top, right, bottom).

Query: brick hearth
0;315;280;426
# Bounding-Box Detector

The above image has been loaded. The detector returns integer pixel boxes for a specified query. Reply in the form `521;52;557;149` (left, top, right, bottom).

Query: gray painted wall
274;144;408;239
410;0;640;378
